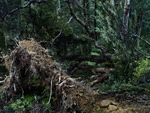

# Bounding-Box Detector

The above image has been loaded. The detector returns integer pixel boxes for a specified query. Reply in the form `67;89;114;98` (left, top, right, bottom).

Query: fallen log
65;54;112;63
5;39;103;112
3;39;149;113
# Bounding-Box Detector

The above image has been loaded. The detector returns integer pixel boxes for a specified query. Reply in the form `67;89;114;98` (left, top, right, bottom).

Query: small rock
112;109;126;113
108;105;118;112
111;101;118;106
100;99;111;108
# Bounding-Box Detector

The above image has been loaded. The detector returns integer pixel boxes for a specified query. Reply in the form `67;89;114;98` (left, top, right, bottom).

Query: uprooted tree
3;39;106;113
1;39;150;113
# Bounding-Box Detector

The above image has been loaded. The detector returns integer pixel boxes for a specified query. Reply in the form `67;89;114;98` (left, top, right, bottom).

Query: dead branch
93;68;115;74
132;34;150;46
65;0;107;54
0;75;9;84
89;75;109;87
65;54;112;63
52;29;62;43
2;0;47;20
94;40;106;53
65;0;93;36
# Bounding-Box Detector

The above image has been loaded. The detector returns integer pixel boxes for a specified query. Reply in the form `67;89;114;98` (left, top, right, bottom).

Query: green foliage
98;77;132;92
131;0;150;38
0;88;8;101
87;61;96;67
9;98;31;113
43;102;52;111
95;1;117;52
134;58;150;77
28;1;72;40
4;94;52;113
97;77;150;94
31;75;41;87
90;52;100;56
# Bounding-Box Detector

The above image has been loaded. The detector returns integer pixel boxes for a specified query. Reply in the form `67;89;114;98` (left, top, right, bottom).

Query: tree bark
136;8;143;48
122;0;130;36
65;54;112;64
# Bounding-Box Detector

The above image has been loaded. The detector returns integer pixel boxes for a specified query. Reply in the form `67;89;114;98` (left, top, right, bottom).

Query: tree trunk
136;8;143;48
94;0;97;40
110;0;114;5
122;0;130;37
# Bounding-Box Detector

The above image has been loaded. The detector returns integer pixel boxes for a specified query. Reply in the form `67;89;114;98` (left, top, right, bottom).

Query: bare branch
65;0;94;36
132;34;150;46
139;37;150;46
65;0;106;54
52;29;62;43
48;78;53;104
57;0;61;14
0;75;9;84
94;40;106;53
2;0;47;20
67;16;73;24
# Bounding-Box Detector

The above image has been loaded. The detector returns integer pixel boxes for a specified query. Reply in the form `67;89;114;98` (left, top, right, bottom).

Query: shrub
134;58;150;77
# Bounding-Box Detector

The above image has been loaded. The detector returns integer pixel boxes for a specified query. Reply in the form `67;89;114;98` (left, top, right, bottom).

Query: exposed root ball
6;39;100;112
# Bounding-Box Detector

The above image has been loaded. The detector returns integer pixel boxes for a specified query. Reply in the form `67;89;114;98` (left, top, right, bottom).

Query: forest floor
0;86;150;113
94;90;150;113
70;73;150;112
1;39;150;113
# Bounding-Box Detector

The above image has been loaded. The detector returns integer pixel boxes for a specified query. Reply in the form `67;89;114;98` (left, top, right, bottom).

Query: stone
112;109;126;113
111;101;118;106
108;105;118;112
100;99;111;108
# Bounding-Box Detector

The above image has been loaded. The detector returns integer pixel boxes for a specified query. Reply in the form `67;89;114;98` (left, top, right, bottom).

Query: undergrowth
134;58;150;77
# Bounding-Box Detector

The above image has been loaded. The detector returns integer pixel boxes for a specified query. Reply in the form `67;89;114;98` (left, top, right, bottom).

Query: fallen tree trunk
65;54;112;63
3;39;149;113
4;39;117;113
